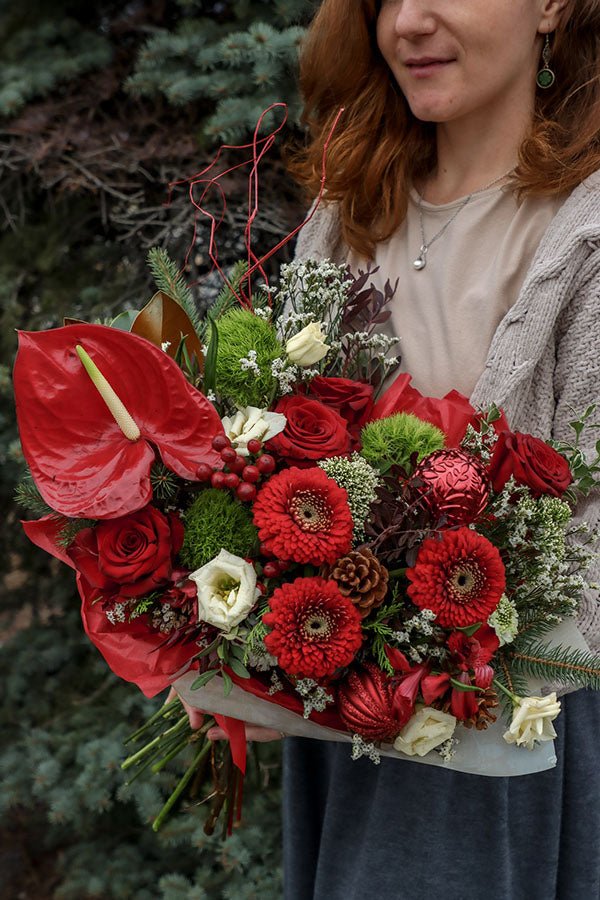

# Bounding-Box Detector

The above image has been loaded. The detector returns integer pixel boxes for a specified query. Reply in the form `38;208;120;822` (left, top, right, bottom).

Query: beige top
347;185;565;398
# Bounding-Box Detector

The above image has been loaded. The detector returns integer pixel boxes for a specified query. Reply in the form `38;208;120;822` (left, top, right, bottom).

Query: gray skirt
282;690;600;900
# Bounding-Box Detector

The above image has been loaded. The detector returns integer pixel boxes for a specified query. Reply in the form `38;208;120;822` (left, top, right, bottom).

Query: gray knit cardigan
294;173;600;654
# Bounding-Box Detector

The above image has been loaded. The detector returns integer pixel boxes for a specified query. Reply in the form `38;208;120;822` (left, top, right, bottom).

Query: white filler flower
221;406;286;456
503;693;562;751
190;549;259;630
393;706;457;757
285;322;330;366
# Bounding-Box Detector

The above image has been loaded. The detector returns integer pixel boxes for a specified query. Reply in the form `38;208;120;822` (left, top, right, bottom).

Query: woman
277;1;600;898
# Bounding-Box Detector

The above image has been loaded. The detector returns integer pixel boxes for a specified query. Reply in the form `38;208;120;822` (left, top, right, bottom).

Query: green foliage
126;4;312;143
181;488;259;569
147;247;202;335
360;413;446;474
506;640;600;691
0;17;112;117
213;307;283;407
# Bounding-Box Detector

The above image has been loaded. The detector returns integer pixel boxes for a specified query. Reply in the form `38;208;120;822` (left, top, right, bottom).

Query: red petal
384;645;411;672
78;573;198;697
14;325;224;519
421;672;451;704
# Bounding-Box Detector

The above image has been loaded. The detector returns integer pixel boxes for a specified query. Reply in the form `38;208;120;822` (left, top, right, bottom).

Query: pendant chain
413;169;514;271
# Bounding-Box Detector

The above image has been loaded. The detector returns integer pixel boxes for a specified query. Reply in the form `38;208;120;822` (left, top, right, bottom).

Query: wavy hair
286;0;600;258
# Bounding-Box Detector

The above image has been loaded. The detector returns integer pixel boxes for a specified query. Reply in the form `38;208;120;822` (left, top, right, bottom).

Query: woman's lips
405;59;455;78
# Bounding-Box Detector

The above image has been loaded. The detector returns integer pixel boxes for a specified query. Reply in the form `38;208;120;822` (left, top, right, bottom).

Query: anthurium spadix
14;323;224;519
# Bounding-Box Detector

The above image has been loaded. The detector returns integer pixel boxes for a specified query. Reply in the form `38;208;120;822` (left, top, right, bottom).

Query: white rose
503;693;561;751
393;706;457;757
221;406;286;456
189;549;259;630
285;322;330;366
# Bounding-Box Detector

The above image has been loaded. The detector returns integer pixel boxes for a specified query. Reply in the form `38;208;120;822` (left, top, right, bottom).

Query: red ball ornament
414;448;490;526
337;663;413;742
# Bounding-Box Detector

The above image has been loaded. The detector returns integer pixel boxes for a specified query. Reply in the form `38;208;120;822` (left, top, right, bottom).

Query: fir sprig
14;475;54;517
56;519;97;549
150;462;180;503
147;247;201;334
506;641;600;690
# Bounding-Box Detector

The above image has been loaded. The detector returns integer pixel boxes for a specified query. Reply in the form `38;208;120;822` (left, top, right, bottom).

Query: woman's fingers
206;724;285;743
167;686;205;730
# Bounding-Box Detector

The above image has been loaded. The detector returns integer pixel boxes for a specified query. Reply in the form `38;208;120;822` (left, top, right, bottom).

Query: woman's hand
166;687;285;742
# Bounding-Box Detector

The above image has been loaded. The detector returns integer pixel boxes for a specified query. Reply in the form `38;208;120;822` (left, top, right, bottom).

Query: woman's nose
390;0;437;39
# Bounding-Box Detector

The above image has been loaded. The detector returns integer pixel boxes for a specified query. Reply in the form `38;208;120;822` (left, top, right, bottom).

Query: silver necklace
413;169;514;271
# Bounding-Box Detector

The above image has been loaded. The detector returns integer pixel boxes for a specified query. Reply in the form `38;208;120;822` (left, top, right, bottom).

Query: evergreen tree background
0;1;315;895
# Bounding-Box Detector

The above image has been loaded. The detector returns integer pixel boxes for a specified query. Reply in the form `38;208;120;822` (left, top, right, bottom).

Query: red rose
267;395;352;466
69;505;184;597
305;376;374;441
488;431;573;498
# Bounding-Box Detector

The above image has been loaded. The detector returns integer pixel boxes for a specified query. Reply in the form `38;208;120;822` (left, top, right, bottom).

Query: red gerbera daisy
406;527;505;628
263;577;363;679
252;467;353;564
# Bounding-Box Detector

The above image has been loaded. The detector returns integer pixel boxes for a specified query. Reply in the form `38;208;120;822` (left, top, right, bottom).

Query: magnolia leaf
111;310;139;331
64;317;89;327
131;291;204;372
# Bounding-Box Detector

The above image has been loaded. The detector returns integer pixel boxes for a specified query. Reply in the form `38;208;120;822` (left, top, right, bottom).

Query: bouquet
12;118;600;832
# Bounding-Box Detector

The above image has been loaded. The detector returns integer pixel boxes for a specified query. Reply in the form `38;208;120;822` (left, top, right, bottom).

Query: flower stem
152;741;213;832
121;715;189;770
493;678;520;705
124;698;181;744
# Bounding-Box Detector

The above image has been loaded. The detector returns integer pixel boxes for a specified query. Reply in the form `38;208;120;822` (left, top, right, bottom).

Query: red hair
286;0;600;259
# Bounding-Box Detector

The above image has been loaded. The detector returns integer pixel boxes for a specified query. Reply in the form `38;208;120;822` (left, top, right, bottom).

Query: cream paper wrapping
174;618;589;778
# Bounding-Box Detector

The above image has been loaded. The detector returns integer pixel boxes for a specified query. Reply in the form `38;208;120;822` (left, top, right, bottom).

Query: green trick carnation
181;488;259;570
360;412;445;474
212;308;284;407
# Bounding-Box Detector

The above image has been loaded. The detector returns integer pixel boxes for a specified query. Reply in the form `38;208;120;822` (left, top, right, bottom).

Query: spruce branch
56;519;97;549
147;247;201;333
14;475;55;517
507;642;600;690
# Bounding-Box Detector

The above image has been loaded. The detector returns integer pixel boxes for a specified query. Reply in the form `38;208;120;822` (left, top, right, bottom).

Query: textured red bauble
337;663;413;742
414;448;490;526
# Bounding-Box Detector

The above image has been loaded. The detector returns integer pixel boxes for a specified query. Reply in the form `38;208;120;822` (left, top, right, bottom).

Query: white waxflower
285;322;330;366
503;693;561;751
221;406;286;456
393;706;457;757
190;549;259;630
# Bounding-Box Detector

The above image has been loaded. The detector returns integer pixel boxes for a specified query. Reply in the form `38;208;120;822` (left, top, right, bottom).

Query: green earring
537;34;556;89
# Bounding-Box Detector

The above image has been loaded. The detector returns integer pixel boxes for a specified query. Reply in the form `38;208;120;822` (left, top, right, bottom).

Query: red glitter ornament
414;449;490;526
337;663;413;742
253;467;353;565
263;577;363;679
406;527;505;628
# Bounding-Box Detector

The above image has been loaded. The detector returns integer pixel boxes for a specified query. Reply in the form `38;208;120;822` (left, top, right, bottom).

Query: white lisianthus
503;693;561;751
190;549;259;630
221;406;287;456
285;322;330;366
393;706;457;757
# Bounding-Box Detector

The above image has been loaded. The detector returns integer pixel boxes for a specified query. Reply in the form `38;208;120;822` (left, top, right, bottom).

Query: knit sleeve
294;200;344;263
553;247;600;654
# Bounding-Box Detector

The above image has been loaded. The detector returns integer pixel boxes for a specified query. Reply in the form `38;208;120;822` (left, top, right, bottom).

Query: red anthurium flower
371;373;509;446
14;324;224;519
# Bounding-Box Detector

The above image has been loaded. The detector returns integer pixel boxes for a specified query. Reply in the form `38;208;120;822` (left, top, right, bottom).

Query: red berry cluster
196;434;276;503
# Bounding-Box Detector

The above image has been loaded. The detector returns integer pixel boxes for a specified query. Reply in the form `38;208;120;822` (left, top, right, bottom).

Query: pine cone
461;689;499;731
324;549;389;618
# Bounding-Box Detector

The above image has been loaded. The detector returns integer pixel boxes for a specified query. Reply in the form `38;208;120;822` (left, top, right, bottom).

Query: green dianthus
212;308;283;407
360;413;445;474
181;489;259;570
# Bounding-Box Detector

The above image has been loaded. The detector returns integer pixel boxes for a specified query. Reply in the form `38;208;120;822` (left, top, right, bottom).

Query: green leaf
455;622;483;637
228;657;250;679
190;669;219;690
110;310;138;331
203;314;219;394
449;677;483;693
222;670;234;697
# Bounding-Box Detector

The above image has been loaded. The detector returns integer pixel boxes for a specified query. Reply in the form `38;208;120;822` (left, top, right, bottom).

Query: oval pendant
536;67;555;89
413;257;426;271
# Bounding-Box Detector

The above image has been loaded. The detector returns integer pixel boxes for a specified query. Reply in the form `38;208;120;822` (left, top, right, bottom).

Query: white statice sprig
351;734;381;764
295;678;334;719
319;453;381;542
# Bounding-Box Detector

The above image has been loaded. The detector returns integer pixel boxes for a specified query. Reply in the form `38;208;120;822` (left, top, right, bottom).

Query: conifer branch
147;247;201;333
507;642;600;690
